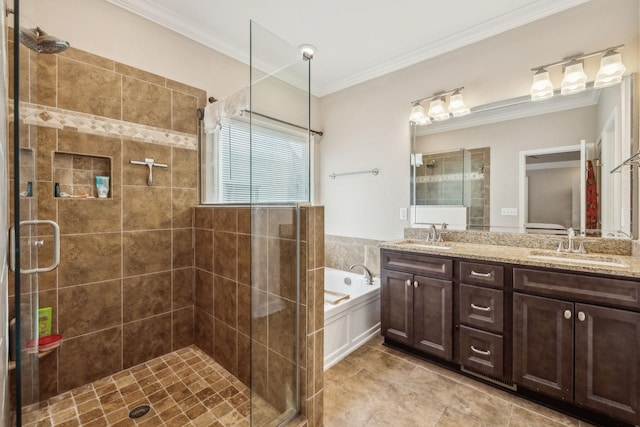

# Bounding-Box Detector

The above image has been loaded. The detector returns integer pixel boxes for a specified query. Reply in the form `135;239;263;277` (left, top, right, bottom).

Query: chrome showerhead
19;27;69;54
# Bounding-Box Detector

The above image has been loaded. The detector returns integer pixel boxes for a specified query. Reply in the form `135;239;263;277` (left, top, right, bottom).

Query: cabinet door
513;294;573;401
413;275;452;360
381;270;413;346
575;304;640;424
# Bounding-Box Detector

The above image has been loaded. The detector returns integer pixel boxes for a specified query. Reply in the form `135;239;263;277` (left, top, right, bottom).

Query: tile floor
324;336;596;427
18;345;279;427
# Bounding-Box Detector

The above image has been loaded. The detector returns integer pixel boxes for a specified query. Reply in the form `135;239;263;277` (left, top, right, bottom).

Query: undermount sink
394;240;452;250
526;250;628;268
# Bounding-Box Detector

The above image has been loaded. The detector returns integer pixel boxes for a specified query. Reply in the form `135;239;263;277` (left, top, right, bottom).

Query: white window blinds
217;117;310;204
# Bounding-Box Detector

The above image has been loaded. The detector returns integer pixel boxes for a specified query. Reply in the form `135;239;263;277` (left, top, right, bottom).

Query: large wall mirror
410;74;635;239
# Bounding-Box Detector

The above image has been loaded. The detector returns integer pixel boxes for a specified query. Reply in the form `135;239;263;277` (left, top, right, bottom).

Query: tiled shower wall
7;40;204;400
193;205;325;427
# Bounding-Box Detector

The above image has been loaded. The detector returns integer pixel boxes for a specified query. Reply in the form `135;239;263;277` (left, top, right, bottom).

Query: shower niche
53;152;111;199
412;147;490;229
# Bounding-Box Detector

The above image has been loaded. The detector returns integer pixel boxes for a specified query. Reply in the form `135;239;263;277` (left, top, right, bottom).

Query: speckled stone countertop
379;238;640;279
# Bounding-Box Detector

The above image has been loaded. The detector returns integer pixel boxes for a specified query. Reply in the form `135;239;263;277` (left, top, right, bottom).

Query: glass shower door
249;20;310;426
9;1;62;424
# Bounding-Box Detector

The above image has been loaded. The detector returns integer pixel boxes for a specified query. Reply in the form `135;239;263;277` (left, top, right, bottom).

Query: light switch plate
400;208;407;220
501;207;518;216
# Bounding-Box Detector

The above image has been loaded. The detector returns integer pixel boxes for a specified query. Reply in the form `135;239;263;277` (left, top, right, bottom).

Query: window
202;116;310;204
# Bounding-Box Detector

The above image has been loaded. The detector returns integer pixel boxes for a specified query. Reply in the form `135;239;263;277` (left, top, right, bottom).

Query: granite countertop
379;239;640;279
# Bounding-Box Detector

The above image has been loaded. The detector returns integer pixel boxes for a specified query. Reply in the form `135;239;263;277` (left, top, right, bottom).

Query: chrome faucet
557;227;586;253
427;224;437;242
349;263;374;285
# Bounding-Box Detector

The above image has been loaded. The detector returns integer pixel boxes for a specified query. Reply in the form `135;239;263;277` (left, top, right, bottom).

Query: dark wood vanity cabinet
381;251;453;360
513;268;640;424
381;249;640;425
457;262;506;379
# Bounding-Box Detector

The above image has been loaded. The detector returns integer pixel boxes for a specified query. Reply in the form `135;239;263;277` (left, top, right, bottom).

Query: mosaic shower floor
20;345;278;427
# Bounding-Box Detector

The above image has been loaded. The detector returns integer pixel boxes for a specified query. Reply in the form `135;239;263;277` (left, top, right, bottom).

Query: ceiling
106;0;589;97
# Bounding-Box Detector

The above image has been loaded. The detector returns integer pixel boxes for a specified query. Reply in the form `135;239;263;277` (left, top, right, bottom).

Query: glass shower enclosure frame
249;21;311;426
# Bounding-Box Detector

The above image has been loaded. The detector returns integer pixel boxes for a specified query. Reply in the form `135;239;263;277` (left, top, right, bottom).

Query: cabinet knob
563;310;572;319
413;281;419;288
405;279;411;287
577;311;586;322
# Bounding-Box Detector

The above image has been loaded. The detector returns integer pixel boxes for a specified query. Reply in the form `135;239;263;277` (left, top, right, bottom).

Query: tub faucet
349;264;373;285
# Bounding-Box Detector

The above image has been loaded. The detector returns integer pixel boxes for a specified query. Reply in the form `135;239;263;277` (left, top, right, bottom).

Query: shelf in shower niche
53;151;112;199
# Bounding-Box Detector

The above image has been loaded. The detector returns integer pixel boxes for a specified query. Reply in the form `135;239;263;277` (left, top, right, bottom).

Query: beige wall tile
122;186;172;230
213;207;237;233
173;228;194;269
195;269;214;315
122;76;171;129
123;272;172;322
33;53;57;107
114;62;165;86
213;275;236;326
268;296;297;362
194;229;213;272
172;307;194;350
123;314;172;369
59;233;122;287
172;188;197;228
172;148;198;188
58;199;121;234
213;321;237;376
123;230;172;276
58;327;122;392
60;48;115;71
173;267;194;310
213;231;236;280
194;207;214;230
194;309;214;357
172;91;198;134
58;57;122;119
58;280;122;338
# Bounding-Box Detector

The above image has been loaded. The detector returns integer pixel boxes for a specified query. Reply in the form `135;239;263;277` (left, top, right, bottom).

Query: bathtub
323;267;381;370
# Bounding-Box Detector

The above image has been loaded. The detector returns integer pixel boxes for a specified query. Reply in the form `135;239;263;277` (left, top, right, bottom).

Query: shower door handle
9;220;61;274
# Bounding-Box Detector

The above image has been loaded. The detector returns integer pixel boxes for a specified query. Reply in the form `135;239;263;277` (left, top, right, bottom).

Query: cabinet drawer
459;284;503;333
381;250;452;279
459;325;504;379
460;261;504;288
513;268;640;310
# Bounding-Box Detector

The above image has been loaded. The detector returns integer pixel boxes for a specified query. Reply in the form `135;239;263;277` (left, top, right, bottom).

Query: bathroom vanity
379;240;640;426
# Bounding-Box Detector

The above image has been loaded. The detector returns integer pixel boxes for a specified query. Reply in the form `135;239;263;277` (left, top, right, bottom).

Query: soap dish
26;334;63;353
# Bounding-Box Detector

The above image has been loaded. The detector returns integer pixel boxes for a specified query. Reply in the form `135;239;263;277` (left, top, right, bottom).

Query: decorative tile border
416;171;484;183
9;102;198;150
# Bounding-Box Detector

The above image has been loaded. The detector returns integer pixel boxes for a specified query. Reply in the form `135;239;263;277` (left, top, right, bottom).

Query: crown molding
107;0;589;98
317;0;590;96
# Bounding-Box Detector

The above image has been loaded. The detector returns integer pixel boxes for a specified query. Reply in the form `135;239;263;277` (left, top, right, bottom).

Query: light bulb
530;68;554;101
595;50;625;88
448;92;470;117
428;98;450;121
561;61;587;95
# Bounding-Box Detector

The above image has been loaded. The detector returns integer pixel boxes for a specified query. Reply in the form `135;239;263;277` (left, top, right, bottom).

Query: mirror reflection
411;75;634;238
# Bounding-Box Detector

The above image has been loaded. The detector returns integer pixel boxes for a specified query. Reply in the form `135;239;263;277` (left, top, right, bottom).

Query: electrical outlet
400;208;408;220
501;207;518;216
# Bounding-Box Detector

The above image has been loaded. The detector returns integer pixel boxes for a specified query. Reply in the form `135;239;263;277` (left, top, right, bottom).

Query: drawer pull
470;345;491;356
564;310;572;320
405;279;411;287
577;311;586;322
470;303;491;312
470;270;493;278
413;281;419;288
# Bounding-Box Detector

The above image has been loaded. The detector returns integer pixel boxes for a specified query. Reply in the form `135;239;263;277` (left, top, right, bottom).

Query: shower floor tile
21;345;276;427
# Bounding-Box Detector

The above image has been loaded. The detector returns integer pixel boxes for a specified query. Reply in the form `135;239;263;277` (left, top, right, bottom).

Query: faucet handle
577;242;587;254
557;241;566;252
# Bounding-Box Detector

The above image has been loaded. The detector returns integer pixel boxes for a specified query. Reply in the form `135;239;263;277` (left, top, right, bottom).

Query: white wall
319;0;640;241
20;0;322;130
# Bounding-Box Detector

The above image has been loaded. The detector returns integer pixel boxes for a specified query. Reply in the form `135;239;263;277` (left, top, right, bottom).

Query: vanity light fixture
560;60;587;95
530;68;554;101
529;44;625;101
409;86;469;124
594;49;626;88
447;90;470;117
